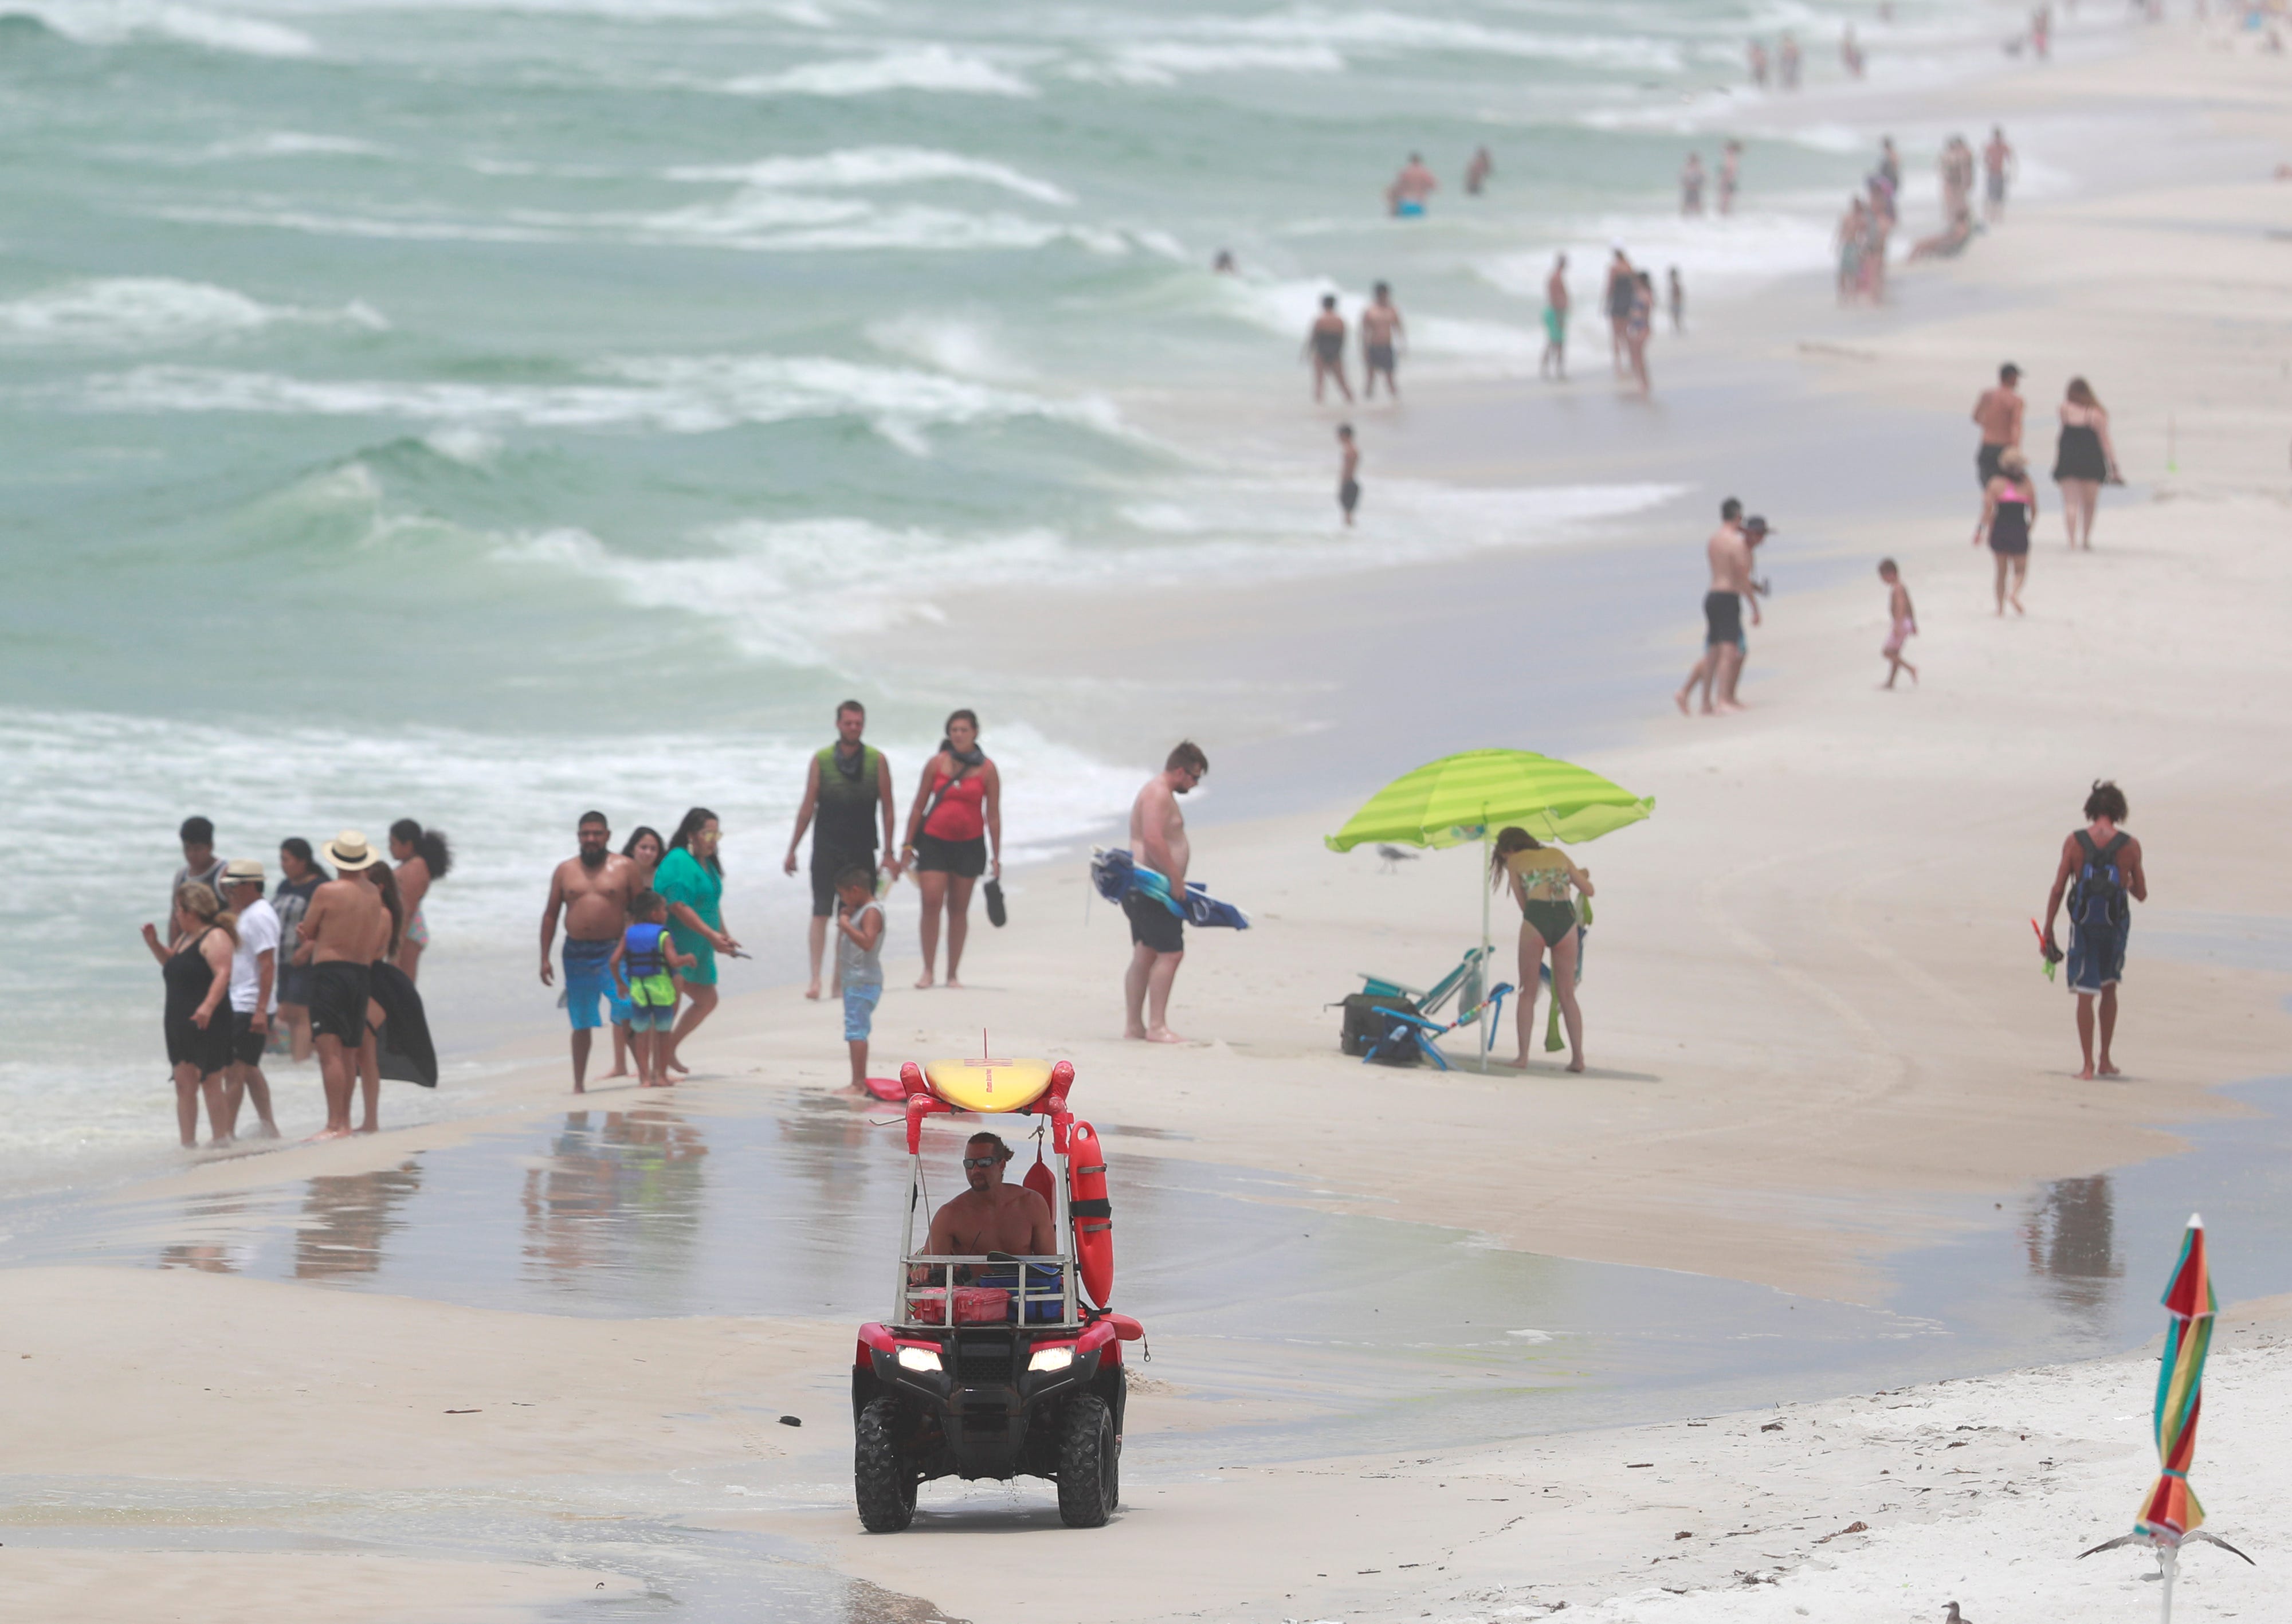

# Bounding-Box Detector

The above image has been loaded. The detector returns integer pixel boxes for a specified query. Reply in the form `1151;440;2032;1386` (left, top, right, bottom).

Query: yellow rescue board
922;1057;1054;1114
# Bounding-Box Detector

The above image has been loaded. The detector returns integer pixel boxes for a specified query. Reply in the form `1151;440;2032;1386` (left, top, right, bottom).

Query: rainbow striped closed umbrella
2081;1213;2251;1618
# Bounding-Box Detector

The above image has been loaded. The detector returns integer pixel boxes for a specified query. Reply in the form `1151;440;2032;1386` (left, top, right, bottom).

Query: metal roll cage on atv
851;1056;1144;1531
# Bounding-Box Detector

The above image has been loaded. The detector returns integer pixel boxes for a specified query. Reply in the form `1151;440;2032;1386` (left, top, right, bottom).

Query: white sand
14;18;2292;1624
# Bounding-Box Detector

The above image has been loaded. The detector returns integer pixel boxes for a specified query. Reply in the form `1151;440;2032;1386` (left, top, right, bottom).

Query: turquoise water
0;0;2085;1172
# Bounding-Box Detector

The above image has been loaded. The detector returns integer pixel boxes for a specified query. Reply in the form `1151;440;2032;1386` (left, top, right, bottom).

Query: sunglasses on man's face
962;1156;1003;1170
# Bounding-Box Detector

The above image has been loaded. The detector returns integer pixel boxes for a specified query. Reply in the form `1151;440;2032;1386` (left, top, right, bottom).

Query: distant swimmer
1465;144;1493;195
1842;25;1866;77
1387;152;1437;217
1336;423;1359;527
1212;248;1237;274
1748;38;1770;87
1718;140;1742;215
1982;126;2015;221
1679;150;1706;216
1603;246;1635;376
1779;30;1802;88
1303;294;1353;403
1360;281;1405;399
1540;253;1569;380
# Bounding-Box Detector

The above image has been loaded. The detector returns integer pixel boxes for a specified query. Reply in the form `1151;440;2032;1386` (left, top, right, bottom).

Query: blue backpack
2070;830;2130;928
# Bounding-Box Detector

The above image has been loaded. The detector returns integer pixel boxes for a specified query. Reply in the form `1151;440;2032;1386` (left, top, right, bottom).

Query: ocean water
1;0;2121;1178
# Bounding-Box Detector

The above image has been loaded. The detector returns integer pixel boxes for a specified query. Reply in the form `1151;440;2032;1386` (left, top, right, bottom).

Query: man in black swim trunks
1360;281;1404;399
1302;295;1352;403
785;700;899;1001
296;829;385;1140
1673;499;1760;716
1124;742;1206;1044
1973;362;2023;489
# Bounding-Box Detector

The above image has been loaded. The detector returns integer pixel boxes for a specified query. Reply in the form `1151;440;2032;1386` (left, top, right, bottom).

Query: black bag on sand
984;878;1007;928
1337;992;1418;1059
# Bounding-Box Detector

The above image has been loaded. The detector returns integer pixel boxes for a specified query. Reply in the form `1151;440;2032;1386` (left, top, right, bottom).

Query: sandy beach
10;11;2292;1624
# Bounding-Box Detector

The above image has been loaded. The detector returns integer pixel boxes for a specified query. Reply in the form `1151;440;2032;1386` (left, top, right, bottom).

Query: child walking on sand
834;865;886;1089
1878;558;1918;687
611;889;693;1088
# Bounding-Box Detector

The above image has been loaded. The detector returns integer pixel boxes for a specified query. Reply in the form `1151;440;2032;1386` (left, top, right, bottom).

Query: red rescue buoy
1023;1140;1056;1208
1067;1119;1113;1308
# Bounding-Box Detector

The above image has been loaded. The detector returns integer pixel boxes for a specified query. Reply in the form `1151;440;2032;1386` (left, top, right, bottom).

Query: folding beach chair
1355;945;1489;1022
1359;982;1515;1070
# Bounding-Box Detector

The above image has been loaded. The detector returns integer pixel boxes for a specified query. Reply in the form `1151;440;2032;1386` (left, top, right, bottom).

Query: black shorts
230;1009;268;1068
1340;479;1360;514
1977;442;2006;487
308;960;372;1045
1364;342;1395;374
1123;891;1184;956
1703;590;1743;647
810;846;875;917
165;1015;234;1077
913;831;987;878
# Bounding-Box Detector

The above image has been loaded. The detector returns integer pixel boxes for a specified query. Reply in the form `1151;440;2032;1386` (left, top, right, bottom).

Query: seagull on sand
1942;1606;1971;1624
1375;844;1419;873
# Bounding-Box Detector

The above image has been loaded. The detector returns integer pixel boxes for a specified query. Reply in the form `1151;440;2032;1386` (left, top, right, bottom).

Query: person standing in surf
1385;152;1437;216
1603;247;1636;376
658;807;738;1076
1124;742;1207;1045
296;831;386;1139
1540;254;1569;380
388;819;451;983
142;881;237;1148
540;810;638;1092
1359;282;1406;400
1336;425;1360;525
272;837;325;1064
1302;295;1352;405
900;709;1000;990
786;700;898;999
219;859;282;1140
171;816;227;920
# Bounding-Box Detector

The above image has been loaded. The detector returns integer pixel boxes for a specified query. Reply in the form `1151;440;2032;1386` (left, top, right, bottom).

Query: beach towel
1089;847;1250;929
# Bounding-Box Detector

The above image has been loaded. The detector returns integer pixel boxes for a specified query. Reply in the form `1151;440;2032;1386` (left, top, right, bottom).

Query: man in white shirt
221;859;282;1139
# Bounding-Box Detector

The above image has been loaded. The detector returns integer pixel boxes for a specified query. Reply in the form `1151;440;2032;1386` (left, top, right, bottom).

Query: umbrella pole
2157;1544;2177;1624
1477;822;1493;1072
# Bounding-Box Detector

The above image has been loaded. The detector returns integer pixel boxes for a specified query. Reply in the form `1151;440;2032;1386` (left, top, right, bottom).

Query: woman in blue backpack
2042;780;2146;1080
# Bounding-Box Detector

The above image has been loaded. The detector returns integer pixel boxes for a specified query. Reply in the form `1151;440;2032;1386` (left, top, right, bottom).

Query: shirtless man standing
295;830;385;1140
1673;499;1761;716
1973;362;2024;491
1982;126;2015;221
1124;742;1206;1044
540;810;639;1092
1302;295;1352;403
919;1132;1057;1262
1359;282;1405;400
1386;152;1437;216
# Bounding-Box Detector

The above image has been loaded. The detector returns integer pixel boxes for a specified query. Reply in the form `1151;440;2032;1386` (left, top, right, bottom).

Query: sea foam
0;277;385;346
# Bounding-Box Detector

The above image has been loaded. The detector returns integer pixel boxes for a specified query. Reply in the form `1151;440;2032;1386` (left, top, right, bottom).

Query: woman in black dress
141;881;240;1147
1975;446;2039;617
2051;376;2121;550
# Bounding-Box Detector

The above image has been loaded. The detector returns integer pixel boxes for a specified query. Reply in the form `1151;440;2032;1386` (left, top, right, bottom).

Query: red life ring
1067;1119;1113;1309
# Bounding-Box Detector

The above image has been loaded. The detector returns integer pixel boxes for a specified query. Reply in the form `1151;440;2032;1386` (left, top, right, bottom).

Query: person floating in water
1302;294;1352;403
1360;281;1405;399
1386;152;1437;217
1336;424;1359;526
1465;144;1492;195
1212;248;1237;274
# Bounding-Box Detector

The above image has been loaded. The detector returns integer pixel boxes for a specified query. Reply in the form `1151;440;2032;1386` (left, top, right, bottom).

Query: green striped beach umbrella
1325;750;1653;1068
1324;749;1654;854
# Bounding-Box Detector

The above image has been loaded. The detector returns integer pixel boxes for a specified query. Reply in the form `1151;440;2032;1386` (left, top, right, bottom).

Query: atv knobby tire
855;1397;919;1532
1057;1393;1118;1528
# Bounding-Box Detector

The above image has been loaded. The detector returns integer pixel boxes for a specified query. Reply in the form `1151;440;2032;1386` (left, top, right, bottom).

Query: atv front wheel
1057;1393;1118;1528
855;1397;919;1532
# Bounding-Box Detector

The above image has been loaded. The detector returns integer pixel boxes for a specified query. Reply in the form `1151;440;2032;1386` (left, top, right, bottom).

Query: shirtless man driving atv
922;1132;1056;1260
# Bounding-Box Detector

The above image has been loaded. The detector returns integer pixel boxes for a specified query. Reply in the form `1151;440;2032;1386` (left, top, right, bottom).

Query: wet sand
10;18;2292;1624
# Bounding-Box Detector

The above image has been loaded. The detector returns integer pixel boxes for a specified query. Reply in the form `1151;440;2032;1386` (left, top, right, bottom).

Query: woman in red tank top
899;709;1002;988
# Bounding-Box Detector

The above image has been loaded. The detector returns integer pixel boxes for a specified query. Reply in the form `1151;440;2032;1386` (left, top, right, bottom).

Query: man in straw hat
293;831;385;1140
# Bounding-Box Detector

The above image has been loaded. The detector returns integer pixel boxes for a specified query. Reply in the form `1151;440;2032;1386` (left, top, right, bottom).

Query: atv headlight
896;1345;941;1373
1027;1346;1075;1373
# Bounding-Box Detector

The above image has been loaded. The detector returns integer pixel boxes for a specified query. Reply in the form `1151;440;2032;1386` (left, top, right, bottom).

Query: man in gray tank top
784;700;898;1001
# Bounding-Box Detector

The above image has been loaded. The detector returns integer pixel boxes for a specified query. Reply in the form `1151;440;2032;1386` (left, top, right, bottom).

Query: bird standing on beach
1942;1605;1971;1624
1375;844;1419;873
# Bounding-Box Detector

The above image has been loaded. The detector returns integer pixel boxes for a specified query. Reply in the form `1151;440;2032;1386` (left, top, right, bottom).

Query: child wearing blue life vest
610;889;694;1089
833;865;886;1089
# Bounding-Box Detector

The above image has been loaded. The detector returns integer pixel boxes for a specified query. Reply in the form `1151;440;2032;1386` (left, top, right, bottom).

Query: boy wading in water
1877;558;1918;687
834;865;886;1089
610;889;693;1089
2043;780;2146;1081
